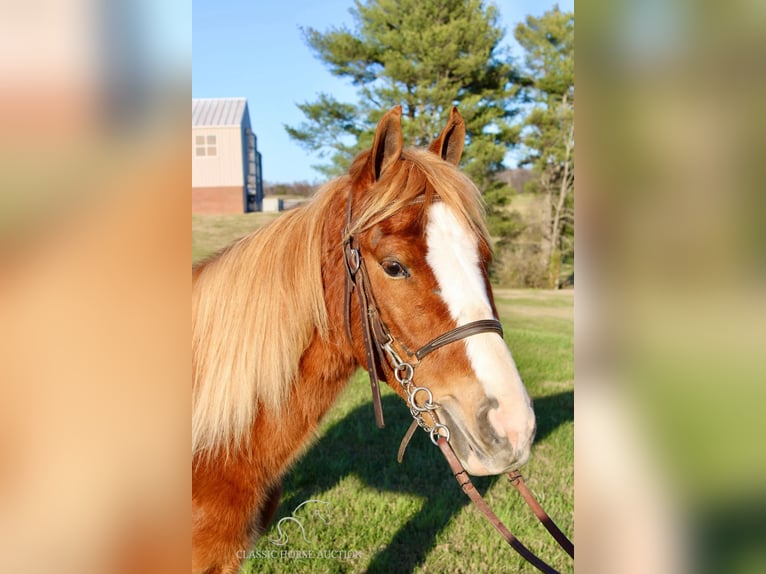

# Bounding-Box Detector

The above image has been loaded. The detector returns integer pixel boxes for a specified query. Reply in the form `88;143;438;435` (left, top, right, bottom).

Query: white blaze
425;202;534;448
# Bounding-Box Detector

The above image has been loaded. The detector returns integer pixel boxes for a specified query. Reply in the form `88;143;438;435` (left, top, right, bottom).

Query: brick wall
191;187;244;214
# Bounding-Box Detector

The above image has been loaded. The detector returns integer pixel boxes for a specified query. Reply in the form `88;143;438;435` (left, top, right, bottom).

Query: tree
285;0;520;199
514;6;574;288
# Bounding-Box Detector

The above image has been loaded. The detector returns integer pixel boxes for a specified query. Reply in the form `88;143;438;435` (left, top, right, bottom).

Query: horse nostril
476;398;502;442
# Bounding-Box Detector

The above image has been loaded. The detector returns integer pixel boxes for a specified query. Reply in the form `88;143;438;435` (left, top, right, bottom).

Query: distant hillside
495;168;535;193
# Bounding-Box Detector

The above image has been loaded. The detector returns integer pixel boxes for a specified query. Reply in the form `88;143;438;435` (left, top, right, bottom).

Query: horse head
342;106;536;475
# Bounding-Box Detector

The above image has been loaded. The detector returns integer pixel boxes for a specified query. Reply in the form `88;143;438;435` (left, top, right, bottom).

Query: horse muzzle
437;396;536;476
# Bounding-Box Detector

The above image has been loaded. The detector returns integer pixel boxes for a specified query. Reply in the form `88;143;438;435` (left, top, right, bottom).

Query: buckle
343;240;361;276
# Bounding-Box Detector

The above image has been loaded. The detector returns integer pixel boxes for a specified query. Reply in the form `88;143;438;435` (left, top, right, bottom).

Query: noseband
341;191;573;573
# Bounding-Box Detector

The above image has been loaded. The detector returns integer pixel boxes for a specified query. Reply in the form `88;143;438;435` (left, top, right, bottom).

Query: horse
191;106;536;574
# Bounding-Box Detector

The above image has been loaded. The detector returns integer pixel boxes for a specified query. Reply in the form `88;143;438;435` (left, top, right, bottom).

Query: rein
342;192;574;573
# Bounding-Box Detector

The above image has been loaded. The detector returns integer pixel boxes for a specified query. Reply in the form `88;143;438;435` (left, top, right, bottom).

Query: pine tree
514;6;574;288
285;0;520;199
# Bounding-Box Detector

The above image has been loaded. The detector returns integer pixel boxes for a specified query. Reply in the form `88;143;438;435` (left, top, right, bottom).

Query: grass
192;212;280;262
192;213;574;573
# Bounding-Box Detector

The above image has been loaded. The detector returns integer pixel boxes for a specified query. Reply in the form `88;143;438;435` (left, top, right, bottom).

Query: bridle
342;192;574;572
341;191;574;573
342;200;502;431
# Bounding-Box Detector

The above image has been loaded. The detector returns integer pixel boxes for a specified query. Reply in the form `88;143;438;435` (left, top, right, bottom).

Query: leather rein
342;192;573;573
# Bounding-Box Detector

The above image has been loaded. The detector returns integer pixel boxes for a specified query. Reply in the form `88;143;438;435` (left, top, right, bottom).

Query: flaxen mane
191;147;488;457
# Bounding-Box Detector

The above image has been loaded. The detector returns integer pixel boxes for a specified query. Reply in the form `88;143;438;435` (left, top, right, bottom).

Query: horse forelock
347;148;489;249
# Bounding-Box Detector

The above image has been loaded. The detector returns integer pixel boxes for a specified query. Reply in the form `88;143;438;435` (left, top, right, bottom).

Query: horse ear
369;105;403;180
429;107;465;166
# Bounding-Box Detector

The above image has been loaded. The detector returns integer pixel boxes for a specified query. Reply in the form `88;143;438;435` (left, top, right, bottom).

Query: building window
194;134;217;157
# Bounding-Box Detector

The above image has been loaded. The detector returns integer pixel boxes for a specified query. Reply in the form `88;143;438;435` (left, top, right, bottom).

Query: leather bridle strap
343;190;387;427
415;319;503;361
344;239;387;428
508;470;575;559
437;437;570;574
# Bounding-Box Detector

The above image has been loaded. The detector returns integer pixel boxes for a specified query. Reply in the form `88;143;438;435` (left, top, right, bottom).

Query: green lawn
192;212;281;263
192;214;574;574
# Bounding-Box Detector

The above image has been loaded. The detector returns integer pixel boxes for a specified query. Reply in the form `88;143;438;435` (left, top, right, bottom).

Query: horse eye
381;259;410;279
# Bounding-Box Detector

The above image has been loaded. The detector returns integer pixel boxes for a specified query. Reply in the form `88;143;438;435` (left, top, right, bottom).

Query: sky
192;0;573;184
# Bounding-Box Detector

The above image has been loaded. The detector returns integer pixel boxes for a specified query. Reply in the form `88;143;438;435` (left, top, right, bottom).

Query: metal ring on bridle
430;423;450;445
409;386;437;413
394;362;414;384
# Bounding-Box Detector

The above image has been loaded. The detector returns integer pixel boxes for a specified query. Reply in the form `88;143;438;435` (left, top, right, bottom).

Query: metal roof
192;98;248;127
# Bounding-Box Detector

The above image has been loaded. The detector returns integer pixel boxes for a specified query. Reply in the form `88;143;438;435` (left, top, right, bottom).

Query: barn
192;98;264;213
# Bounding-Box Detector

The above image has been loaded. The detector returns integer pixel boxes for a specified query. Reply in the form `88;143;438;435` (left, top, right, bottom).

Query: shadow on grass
534;390;574;444
275;390;573;573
